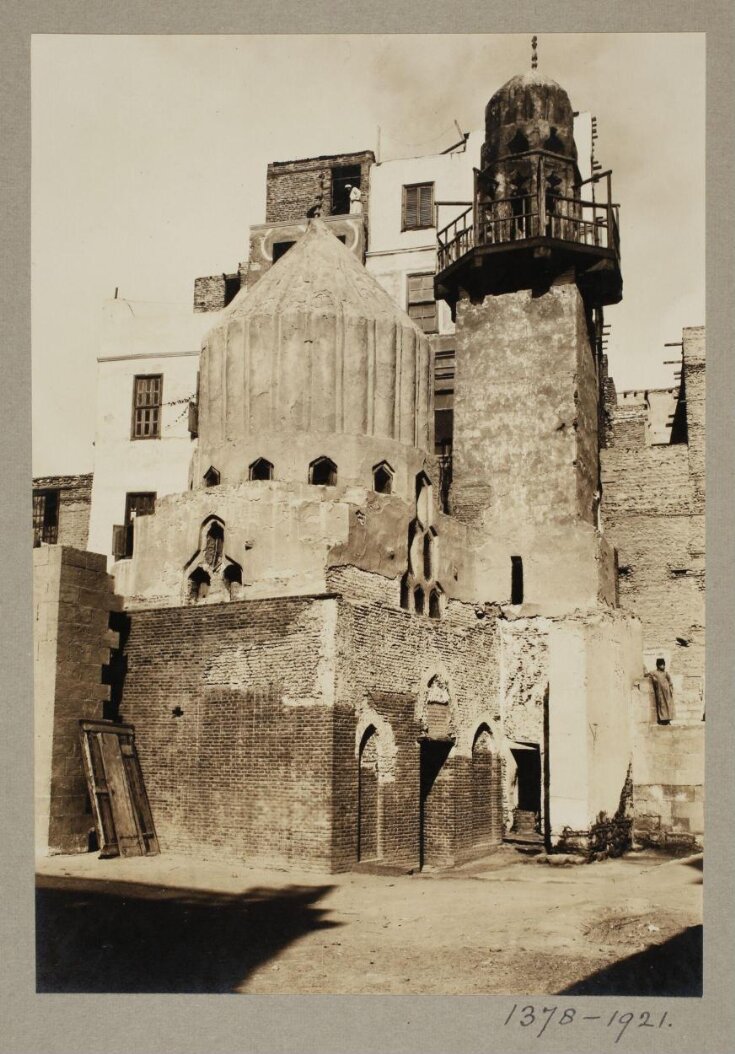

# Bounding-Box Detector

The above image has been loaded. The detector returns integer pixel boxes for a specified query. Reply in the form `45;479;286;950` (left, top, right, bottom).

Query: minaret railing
436;158;619;273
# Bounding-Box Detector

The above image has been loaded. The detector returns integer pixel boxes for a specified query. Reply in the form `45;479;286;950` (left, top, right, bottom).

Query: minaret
436;41;622;610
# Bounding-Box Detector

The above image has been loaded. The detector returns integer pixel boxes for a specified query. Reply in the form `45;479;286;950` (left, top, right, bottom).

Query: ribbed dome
223;218;424;328
193;220;434;489
482;68;577;166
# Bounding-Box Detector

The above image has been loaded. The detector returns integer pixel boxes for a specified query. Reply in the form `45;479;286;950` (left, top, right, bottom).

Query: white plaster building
88;299;218;570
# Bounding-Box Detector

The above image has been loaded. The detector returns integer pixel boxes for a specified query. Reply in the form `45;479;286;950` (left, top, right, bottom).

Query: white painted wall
88;299;219;560
366;132;483;336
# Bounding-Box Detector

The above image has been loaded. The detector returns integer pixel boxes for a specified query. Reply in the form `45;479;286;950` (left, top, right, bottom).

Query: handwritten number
519;1005;536;1027
560;1008;576;1025
537;1007;557;1037
503;1004;517;1026
639;1012;654;1028
615;1013;634;1043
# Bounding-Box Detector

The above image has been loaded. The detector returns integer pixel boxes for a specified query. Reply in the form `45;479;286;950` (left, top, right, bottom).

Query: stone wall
631;680;704;850
34;546;120;855
34;473;93;550
265;151;374;225
451;281;599;531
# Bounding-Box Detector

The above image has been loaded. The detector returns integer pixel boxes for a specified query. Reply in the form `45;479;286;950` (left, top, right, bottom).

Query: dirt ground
35;846;702;995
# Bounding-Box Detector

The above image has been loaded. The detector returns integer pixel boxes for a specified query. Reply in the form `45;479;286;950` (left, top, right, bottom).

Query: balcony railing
437;167;620;274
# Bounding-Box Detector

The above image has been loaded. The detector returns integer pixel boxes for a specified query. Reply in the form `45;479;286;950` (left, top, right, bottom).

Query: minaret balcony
435;165;622;311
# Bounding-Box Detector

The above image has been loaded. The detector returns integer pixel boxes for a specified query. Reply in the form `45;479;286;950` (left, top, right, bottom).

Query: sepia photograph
30;31;706;1002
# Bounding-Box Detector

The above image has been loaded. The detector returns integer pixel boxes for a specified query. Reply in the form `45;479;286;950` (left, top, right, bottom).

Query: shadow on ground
36;874;338;993
559;926;703;997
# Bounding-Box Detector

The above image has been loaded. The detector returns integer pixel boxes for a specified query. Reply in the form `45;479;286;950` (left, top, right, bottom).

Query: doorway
510;743;541;834
357;727;380;861
419;740;452;869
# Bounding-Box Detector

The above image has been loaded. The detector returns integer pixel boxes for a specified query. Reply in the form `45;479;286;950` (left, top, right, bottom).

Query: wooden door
80;720;159;858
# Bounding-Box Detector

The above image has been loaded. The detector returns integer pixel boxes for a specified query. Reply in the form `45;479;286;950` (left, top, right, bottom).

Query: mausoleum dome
193;220;434;494
482;69;577;167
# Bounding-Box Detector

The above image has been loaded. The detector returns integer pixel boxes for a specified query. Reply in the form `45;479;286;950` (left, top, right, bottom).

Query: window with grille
132;375;163;439
33;489;59;547
402;182;434;231
407;273;437;334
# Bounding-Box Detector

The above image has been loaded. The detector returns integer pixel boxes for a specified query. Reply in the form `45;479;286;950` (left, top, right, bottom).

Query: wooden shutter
188;399;199;438
403;186;419;229
419;184;434;228
112;524;128;560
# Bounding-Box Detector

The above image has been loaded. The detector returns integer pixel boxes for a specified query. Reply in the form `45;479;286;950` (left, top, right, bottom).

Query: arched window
188;567;210;601
249;458;274;481
415;472;432;528
372;461;394;494
309;456;337;486
423;531;433;580
223;562;243;596
358;726;380;861
400;573;411;611
507;129;529;154
204;521;224;570
203;466;220;488
544;127;565;154
414;586;425;615
429;587;442;620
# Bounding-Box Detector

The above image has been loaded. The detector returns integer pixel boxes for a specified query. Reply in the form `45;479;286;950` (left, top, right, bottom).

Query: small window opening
429;589;442;620
423;533;433;580
373;462;393;494
511;556;524;605
400;574;411;611
544;127;565;154
204;466;220;488
249;458;274;481
188;567;210;601
224;562;243;595
272;240;295;263
331;164;362;215
507;129;529;154
414;586;425;615
309;456;337;486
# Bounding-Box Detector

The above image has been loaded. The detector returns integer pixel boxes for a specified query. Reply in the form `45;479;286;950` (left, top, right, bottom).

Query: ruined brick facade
33;473;93;550
265;151;374;225
602;327;705;848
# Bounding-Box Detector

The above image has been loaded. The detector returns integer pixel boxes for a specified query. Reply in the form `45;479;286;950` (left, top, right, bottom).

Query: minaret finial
531;35;538;70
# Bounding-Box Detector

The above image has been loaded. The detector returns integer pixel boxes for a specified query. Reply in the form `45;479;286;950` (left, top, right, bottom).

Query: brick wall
121;596;340;870
193;272;241;313
265;151;374;225
34;546;120;854
120;567;517;873
332;581;506;871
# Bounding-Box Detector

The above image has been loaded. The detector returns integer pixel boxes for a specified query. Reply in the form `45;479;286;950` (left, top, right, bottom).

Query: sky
31;33;705;476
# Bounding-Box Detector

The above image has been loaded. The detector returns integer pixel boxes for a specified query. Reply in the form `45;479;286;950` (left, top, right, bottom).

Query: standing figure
346;184;363;215
649;658;674;725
